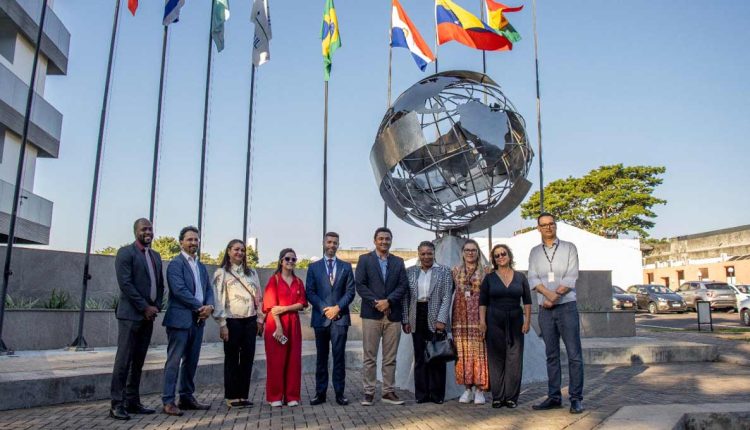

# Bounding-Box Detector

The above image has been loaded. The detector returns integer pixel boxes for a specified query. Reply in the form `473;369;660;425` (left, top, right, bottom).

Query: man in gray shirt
528;213;584;414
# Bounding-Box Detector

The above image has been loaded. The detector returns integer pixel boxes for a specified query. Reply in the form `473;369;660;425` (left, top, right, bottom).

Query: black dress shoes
125;403;156;414
569;399;584;414
532;397;562;410
310;394;327;405
335;395;349;406
431;398;443;404
415;398;429;404
178;398;210;410
109;404;130;420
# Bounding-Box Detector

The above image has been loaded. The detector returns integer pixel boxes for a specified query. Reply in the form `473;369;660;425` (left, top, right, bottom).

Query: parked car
676;281;737;311
626;284;687;314
739;296;750;327
612;286;636;310
729;284;750;308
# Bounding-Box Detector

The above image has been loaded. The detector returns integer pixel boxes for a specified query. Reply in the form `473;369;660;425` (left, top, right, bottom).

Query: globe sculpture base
389;234;547;399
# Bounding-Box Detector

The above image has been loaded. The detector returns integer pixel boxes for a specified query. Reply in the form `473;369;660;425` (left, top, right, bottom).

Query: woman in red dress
263;248;307;407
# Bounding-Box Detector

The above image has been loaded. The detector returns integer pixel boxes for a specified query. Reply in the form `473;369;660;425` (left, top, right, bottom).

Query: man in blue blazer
306;232;356;406
161;226;215;416
355;227;408;406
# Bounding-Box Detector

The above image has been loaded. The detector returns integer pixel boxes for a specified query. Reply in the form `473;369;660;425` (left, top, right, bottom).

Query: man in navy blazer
355;227;408;406
109;218;164;420
306;232;356;406
161;226;215;416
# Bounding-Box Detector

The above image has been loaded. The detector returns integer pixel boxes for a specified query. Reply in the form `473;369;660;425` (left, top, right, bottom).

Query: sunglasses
283;256;297;263
494;252;508;258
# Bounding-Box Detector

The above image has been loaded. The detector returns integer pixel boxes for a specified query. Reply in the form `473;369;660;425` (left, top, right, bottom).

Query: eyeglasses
493;252;508;258
283;257;297;263
463;249;478;253
538;222;556;229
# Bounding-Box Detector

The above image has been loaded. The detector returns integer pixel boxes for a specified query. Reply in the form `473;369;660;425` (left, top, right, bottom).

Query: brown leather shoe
179;397;210;410
162;403;183;416
381;392;405;405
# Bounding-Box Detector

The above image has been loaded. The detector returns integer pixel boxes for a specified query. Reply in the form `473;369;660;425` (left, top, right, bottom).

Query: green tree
520;164;666;238
151;236;181;260
95;246;119;256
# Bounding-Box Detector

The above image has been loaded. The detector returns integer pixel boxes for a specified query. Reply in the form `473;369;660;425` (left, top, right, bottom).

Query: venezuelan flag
321;0;341;81
485;0;522;43
435;0;511;51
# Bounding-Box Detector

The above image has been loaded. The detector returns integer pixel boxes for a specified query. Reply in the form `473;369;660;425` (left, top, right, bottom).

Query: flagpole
480;0;492;253
149;25;169;223
198;0;215;255
434;1;439;73
532;0;544;211
0;0;49;356
384;3;393;228
243;65;256;243
323;80;329;237
70;0;122;351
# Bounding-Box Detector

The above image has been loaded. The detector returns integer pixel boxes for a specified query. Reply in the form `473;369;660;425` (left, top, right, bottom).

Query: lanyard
542;242;559;272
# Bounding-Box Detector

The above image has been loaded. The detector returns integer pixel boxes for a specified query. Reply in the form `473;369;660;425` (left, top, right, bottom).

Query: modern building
0;0;68;244
642;225;750;289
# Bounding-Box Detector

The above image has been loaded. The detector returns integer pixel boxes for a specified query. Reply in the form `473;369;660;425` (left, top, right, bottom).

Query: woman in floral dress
451;239;490;404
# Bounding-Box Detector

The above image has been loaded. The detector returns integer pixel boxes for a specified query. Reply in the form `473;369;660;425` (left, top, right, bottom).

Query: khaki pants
361;316;401;395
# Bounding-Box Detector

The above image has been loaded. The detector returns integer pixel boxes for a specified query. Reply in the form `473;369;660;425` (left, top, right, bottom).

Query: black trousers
223;317;258;399
111;319;153;406
314;323;349;396
412;302;446;402
486;307;524;403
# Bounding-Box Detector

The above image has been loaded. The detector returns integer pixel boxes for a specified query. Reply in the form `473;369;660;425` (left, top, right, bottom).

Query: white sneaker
458;389;474;404
270;401;282;407
287;401;299;407
474;390;486;405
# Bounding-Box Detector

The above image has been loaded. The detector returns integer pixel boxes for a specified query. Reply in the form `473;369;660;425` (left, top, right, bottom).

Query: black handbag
424;332;458;363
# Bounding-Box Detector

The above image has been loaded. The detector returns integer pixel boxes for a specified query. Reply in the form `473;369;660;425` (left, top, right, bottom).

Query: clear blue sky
38;0;750;263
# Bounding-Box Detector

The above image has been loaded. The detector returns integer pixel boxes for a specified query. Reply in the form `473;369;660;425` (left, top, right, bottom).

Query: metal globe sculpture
371;70;534;234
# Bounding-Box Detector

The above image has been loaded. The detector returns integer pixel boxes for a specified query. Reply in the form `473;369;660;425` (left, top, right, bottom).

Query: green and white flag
212;0;230;52
251;0;272;66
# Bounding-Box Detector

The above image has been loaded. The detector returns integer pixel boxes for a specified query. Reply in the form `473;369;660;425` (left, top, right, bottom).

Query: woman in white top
212;239;263;408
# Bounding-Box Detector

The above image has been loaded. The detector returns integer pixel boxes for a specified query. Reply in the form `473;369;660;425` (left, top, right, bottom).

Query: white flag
251;0;271;66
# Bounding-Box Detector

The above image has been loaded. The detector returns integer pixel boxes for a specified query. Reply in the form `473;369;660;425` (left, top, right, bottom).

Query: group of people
108;212;584;421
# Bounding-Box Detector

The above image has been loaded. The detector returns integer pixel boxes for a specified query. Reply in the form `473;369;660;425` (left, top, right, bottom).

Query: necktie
327;259;334;286
143;248;157;302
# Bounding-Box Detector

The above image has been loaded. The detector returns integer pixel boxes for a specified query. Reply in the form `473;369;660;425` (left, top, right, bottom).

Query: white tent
475;222;643;289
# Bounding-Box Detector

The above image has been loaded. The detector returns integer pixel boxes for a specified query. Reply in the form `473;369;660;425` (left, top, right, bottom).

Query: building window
647;273;654;283
0;21;15;63
677;270;684;283
662;277;670;288
726;266;735;284
698;268;708;280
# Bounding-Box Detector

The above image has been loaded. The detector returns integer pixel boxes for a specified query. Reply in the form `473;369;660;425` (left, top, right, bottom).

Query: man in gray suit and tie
161;226;215;416
110;218;164;420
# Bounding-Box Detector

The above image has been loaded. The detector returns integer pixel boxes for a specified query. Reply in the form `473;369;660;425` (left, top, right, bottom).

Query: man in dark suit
109;218;164;420
161;226;215;416
307;232;356;406
355;227;408;406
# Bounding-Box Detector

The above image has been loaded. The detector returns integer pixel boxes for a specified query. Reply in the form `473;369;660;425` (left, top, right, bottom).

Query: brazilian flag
321;0;341;81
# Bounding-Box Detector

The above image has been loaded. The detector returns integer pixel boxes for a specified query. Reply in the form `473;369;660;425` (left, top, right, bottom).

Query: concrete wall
2;310;364;351
0;245;297;304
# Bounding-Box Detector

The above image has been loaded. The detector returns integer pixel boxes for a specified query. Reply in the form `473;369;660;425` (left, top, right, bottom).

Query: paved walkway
1;361;750;429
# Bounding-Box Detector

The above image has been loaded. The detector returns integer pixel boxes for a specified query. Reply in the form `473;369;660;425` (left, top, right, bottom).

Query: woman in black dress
479;244;532;408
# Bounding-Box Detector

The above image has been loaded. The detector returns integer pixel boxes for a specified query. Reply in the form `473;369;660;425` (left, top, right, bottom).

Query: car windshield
706;283;731;290
647;285;670;294
613;286;626;294
734;285;749;293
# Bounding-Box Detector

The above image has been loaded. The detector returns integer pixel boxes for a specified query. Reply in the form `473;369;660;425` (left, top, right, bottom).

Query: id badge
465;291;471;298
547;272;555;283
